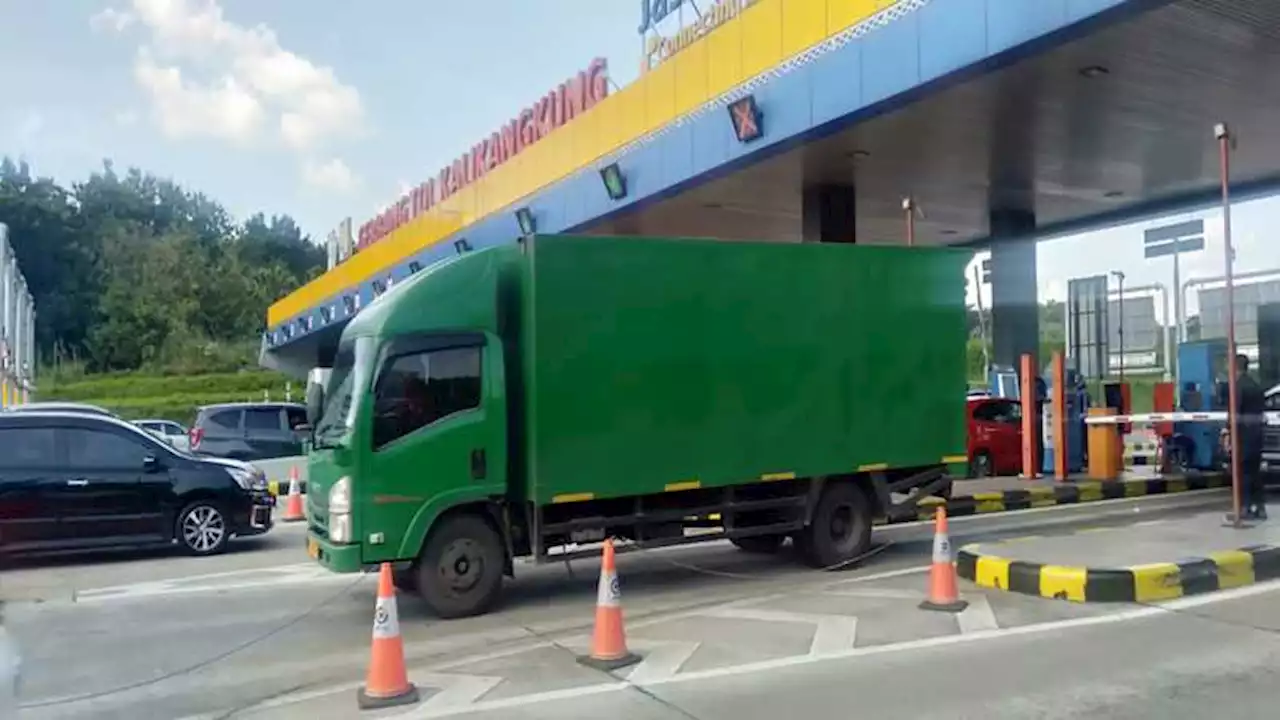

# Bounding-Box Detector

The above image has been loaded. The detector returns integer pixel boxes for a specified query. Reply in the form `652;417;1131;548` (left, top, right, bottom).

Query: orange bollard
357;563;419;710
280;467;304;523
577;538;640;671
919;507;968;613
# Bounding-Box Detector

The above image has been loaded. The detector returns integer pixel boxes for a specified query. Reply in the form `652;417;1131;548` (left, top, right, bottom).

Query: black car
190;402;309;461
0;411;275;556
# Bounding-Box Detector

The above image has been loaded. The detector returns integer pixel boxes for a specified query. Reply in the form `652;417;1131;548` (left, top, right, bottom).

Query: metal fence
0;223;35;408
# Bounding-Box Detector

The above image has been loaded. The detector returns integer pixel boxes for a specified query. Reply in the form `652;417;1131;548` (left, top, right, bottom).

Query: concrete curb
915;473;1230;523
956;534;1280;604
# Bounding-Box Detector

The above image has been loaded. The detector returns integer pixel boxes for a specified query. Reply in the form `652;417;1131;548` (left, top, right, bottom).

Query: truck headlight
330;513;352;543
329;476;352;514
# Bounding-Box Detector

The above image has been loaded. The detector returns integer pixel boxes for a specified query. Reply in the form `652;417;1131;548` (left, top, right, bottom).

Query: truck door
364;335;506;561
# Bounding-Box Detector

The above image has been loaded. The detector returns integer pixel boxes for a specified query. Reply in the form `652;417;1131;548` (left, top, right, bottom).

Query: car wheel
969;452;995;478
176;501;230;556
795;482;873;569
416;513;505;619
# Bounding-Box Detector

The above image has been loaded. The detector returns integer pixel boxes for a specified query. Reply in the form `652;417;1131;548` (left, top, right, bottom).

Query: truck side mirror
305;383;325;427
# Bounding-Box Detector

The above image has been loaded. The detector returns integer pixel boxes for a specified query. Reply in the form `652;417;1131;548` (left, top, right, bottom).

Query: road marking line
73;566;360;603
956;595;999;635
403;578;1280;718
624;641;701;683
702;607;858;657
823;587;921;600
416;672;505;710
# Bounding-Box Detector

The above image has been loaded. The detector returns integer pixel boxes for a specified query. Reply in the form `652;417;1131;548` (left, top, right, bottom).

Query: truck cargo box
517;235;969;506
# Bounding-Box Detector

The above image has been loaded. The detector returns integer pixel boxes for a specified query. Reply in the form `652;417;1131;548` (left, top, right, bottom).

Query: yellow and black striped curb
913;473;1229;523
267;480;307;496
957;539;1280;604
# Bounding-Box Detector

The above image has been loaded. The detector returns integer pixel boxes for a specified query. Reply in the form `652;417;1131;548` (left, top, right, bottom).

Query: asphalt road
2;488;1245;719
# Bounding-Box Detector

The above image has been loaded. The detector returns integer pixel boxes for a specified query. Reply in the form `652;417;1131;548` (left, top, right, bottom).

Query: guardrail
1084;411;1280;425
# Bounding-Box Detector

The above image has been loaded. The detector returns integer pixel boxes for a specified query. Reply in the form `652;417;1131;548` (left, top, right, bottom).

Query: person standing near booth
1232;354;1267;521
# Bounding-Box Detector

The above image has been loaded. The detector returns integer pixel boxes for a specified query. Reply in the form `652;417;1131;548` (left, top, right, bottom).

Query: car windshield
313;336;374;446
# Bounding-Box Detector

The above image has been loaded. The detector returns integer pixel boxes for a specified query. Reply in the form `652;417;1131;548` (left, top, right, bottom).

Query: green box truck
303;235;970;617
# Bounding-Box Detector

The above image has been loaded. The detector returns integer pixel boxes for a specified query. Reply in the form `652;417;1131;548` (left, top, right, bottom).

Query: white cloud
302;158;360;193
134;50;264;144
95;0;364;191
90;7;134;33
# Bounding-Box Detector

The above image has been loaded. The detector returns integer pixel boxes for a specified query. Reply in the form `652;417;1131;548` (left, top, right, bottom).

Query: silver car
135;418;192;452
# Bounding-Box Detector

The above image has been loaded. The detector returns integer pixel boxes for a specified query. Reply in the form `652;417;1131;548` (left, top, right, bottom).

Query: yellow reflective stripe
552;492;595;504
760;471;796;481
857;462;888;472
941;454;968;464
665;480;701;492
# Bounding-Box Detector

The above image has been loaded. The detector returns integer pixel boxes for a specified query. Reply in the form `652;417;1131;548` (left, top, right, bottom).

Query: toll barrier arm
1084;411;1280;425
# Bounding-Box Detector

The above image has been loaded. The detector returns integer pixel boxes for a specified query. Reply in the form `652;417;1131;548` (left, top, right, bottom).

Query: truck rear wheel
796;482;872;569
416;513;504;619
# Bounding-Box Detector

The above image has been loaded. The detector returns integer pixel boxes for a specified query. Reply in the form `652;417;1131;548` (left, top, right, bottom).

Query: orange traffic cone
577;538;640;671
280;467;304;523
357;563;419;710
920;507;968;613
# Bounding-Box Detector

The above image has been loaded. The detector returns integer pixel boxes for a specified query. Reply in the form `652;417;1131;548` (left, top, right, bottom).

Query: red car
966;396;1023;477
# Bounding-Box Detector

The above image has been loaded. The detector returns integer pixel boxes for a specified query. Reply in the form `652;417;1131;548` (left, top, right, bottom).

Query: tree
0;157;324;374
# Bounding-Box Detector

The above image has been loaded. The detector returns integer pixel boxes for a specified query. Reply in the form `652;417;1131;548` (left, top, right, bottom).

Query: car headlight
226;466;264;491
329;476;352;515
330;513;352;543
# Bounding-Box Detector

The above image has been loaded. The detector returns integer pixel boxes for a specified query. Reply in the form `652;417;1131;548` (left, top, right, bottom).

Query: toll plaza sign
641;0;759;70
357;58;610;251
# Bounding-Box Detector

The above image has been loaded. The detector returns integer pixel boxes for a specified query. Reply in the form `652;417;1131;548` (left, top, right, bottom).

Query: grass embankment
38;370;299;423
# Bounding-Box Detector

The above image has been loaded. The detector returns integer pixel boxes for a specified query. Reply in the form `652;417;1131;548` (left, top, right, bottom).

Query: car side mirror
143;455;163;473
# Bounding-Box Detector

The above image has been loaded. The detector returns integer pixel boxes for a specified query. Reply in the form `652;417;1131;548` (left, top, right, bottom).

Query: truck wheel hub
440;539;483;591
830;506;852;539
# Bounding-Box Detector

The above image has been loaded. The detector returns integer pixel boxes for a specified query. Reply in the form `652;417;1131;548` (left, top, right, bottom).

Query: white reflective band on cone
372;596;400;639
597;570;622;608
932;533;952;563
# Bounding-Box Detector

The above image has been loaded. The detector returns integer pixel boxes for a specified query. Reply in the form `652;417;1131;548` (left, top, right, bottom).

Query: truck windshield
313;336;374;446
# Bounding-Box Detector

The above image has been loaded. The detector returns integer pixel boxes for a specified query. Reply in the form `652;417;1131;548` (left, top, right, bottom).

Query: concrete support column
989;209;1039;369
801;184;856;243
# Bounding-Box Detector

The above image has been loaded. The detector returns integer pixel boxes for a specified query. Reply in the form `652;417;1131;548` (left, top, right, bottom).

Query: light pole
1111;270;1126;387
902;197;916;247
1215;122;1244;528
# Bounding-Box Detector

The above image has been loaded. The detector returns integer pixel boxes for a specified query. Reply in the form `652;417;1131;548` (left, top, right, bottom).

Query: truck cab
304;252;513;617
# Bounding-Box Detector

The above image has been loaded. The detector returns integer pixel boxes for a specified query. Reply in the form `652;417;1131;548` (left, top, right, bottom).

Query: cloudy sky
2;0;1276;314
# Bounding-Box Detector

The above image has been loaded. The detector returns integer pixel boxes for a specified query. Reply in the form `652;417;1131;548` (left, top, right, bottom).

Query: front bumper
307;531;363;573
231;491;276;537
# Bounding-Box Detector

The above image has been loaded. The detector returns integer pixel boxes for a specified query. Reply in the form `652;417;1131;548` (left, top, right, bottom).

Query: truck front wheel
415;513;505;619
796;482;872;569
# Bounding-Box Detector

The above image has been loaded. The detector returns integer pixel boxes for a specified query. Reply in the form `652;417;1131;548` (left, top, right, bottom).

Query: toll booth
1171;339;1230;471
988;365;1020;399
1043;366;1089;474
